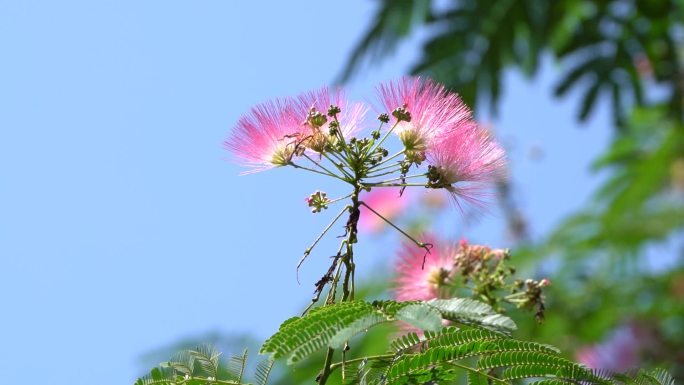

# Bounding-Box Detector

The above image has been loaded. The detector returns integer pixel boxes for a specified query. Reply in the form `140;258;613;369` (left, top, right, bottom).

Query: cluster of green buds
512;278;551;321
305;191;331;213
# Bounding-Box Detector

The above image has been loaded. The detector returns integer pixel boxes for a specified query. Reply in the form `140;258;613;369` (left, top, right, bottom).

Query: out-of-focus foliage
341;0;684;381
136;346;274;385
342;0;683;124
518;105;684;268
511;106;684;377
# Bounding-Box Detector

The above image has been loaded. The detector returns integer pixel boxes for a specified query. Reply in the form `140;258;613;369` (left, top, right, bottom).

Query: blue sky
0;1;611;384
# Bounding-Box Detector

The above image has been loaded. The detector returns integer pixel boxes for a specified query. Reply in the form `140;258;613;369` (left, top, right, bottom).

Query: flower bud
392;105;412;122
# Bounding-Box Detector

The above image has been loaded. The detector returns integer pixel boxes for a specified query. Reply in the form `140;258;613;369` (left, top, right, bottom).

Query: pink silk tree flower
225;98;304;174
576;322;652;373
425;122;506;207
394;236;456;302
358;187;412;234
377;77;472;163
293;87;367;152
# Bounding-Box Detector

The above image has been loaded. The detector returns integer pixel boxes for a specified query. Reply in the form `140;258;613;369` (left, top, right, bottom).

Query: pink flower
293;87;366;152
226;87;367;173
358;187;412;234
225;98;303;174
377;77;472;162
576;322;651;372
426;122;506;207
394;236;455;301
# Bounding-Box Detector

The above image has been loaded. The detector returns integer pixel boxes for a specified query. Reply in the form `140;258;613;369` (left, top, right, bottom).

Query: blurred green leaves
342;0;683;124
343;0;684;379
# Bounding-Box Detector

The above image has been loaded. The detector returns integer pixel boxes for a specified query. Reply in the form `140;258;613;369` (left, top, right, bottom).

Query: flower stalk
226;77;508;384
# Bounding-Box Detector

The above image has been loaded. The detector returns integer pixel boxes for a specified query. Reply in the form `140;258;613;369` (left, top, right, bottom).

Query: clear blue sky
0;1;611;384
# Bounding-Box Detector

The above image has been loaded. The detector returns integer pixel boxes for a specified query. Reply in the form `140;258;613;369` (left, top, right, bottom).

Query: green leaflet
467;370;491;385
261;298;516;365
260;301;377;364
394;303;442;332
135;345;274;385
427;298;517;332
329;312;388;350
361;327;599;385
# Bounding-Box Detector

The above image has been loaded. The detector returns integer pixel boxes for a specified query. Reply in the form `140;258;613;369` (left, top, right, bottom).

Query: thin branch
329;354;395;372
446;362;511;385
323;151;353;179
359;200;432;268
290;162;344;181
303;153;348;181
365;182;428;187
326;193;353;206
317;348;336;384
297;205;351;282
366;165;403;178
368;173;427;184
367;155;403;173
369;148;406;170
369;120;400;155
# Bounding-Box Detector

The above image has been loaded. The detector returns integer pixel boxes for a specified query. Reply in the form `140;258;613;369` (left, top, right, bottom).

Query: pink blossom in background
394;235;456;301
225;98;303;174
377;77;472;154
294;87;367;141
426;121;506;207
358;187;412;234
418;189;448;210
576;322;651;372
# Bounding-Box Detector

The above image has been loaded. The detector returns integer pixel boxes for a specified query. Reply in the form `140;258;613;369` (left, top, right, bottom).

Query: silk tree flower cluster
226;77;504;200
394;236;550;321
226;77;506;304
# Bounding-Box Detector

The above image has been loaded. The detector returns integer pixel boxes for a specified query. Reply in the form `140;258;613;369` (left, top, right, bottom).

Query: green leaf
254;358;275;385
427;298;517;332
467;370;491;385
227;349;248;382
329;312;387;349
395;303;443;332
261;301;381;364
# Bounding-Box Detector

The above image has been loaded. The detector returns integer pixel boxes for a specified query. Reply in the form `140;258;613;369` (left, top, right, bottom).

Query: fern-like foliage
259;298;516;365
135;345;274;385
347;326;628;385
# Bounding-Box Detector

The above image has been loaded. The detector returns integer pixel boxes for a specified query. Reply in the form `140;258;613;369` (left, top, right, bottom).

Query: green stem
366;182;429;187
369;173;427;185
359;201;431;252
329;353;395;372
318;348;335;384
446;362;511;385
327;148;351;167
361;121;384;158
332;115;354;161
369;121;400;155
303;153;347;181
289;162;338;178
322;151;353;179
325;244;346;304
297;205;351;280
326;193;354;206
504;292;528;300
369;148;405;170
342;186;361;301
366;165;403;179
367;157;402;173
174;378;247;385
